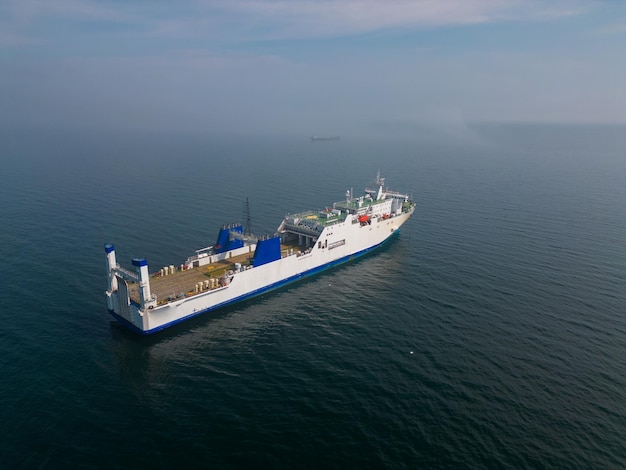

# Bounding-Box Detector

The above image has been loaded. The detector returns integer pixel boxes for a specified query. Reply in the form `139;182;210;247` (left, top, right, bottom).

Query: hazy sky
1;0;625;134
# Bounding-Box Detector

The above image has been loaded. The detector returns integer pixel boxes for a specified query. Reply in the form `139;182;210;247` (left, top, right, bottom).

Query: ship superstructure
105;173;415;334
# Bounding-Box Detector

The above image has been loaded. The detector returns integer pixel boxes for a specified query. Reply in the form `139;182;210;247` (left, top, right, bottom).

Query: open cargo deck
128;242;300;306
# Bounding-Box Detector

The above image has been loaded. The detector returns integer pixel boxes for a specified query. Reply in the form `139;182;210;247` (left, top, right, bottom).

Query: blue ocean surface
0;124;624;468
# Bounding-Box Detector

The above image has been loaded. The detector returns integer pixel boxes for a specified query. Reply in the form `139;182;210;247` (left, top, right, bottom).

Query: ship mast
375;170;385;200
243;197;252;236
376;170;385;188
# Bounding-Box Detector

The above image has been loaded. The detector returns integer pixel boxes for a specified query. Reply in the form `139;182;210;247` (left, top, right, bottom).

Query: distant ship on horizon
311;135;340;141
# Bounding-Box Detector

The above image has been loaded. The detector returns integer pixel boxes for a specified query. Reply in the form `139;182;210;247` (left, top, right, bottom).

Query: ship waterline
105;173;415;334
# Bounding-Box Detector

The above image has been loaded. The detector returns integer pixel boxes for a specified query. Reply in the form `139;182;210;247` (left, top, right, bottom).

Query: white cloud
142;0;586;41
4;0;127;23
1;0;622;130
1;0;588;46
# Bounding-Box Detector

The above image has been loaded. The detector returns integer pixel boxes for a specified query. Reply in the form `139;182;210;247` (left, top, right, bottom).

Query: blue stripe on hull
112;229;401;335
108;309;146;335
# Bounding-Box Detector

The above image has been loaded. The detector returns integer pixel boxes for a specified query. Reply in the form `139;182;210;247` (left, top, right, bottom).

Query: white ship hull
105;174;414;334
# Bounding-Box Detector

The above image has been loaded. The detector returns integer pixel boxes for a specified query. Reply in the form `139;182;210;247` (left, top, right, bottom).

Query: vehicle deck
128;241;301;306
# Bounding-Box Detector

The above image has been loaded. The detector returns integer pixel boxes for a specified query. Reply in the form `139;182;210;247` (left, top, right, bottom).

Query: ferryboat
105;172;415;334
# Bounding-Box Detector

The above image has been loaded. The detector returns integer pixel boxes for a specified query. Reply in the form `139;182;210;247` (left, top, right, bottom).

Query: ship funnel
215;224;245;254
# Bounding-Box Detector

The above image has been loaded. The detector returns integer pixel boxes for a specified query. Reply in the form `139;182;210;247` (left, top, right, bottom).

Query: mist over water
0;124;624;468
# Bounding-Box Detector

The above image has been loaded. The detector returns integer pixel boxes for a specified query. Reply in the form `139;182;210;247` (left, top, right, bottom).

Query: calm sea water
1;124;625;468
